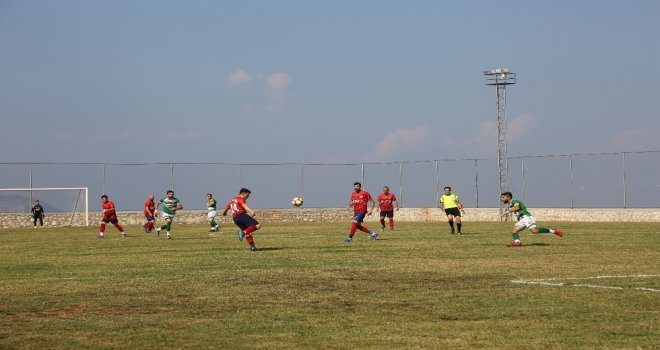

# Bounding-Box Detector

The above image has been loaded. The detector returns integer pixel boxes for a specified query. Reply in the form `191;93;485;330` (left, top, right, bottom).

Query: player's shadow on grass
255;247;283;251
506;242;552;247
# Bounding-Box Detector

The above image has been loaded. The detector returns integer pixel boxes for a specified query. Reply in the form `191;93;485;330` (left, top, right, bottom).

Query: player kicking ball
500;192;564;247
344;182;379;243
222;188;260;252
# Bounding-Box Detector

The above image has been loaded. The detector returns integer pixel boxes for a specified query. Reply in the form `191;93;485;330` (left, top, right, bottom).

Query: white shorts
207;211;217;219
514;215;537;229
161;212;175;221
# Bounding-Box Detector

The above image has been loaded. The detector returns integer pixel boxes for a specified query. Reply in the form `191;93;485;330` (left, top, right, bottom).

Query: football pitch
1;221;658;349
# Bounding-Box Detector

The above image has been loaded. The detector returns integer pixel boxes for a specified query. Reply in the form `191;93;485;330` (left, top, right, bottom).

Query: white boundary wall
1;208;659;228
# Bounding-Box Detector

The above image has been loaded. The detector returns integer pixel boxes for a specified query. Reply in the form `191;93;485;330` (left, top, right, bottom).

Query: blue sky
1;0;659;165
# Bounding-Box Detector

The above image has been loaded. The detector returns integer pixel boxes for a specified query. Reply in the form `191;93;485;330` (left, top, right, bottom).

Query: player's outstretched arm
242;203;255;216
502;203;520;217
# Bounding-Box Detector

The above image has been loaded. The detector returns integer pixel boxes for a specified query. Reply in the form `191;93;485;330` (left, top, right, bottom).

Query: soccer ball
291;197;303;207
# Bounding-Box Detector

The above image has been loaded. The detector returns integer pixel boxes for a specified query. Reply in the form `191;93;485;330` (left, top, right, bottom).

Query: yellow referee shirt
440;194;460;209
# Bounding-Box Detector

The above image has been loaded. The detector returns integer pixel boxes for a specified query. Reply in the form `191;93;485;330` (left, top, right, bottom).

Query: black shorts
233;213;259;230
444;208;461;217
102;217;119;225
379;210;394;218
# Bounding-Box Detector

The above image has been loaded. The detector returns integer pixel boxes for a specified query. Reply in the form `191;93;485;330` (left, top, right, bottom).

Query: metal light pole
484;68;516;216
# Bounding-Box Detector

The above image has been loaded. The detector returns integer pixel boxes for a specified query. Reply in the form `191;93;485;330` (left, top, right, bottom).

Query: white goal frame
0;187;89;226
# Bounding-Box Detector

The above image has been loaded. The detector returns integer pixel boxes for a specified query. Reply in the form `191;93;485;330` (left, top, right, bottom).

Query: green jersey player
155;190;183;240
500;192;564;247
207;193;220;232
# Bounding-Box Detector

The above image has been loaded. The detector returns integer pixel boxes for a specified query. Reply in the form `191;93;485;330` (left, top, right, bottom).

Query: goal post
0;187;89;226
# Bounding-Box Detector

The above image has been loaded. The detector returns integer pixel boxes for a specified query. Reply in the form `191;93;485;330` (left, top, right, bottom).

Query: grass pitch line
511;274;660;292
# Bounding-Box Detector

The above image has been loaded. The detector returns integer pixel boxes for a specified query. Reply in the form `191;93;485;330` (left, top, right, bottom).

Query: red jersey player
377;186;399;230
143;194;156;233
344;182;378;243
99;195;125;238
222;188;261;251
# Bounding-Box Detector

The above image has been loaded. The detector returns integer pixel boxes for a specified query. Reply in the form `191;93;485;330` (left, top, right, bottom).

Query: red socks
350;222;357;237
244;225;259;246
350;222;372;236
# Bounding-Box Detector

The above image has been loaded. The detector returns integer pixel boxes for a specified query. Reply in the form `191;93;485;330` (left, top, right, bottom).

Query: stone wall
2;208;659;228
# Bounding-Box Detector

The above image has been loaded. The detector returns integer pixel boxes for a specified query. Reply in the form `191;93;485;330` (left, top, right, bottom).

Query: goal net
0;188;89;227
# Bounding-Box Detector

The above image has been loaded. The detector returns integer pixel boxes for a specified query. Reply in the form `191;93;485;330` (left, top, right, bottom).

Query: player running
440;186;465;235
500;192;565;247
344;182;378;243
377;186;399;231
155;190;183;240
143;194;156;233
207;193;220;232
222;188;261;251
99;195;126;238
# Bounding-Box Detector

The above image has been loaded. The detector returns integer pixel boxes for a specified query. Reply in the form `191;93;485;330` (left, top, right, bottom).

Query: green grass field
1;221;659;349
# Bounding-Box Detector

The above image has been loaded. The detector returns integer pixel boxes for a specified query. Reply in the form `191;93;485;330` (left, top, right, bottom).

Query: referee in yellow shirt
439;186;465;235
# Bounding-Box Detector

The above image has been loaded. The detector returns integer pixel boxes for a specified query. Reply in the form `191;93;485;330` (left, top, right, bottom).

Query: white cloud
266;73;291;91
227;70;292;114
507;113;539;139
610;127;660;151
365;126;431;161
265;73;292;111
445;113;540;156
227;69;250;85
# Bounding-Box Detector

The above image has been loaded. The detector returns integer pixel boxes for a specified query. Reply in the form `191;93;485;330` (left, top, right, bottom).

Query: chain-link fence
1;151;658;212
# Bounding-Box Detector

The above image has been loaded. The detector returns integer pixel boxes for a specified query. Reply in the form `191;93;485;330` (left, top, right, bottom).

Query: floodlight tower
484;68;516;213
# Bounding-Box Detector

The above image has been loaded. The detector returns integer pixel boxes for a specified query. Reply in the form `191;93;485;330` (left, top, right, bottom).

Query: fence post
435;161;439;208
569;155;574;209
102;163;106;195
622;152;627;209
170;163;175;191
358;163;363;187
29;164;33;208
474;159;479;208
300;163;304;201
399;162;403;207
521;158;525;201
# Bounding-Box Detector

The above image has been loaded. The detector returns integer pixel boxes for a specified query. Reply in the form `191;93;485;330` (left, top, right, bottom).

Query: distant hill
0;194;63;213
